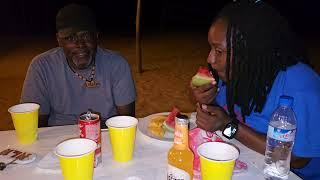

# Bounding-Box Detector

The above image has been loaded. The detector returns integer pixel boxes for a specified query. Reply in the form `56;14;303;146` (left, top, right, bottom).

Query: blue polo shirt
215;63;320;180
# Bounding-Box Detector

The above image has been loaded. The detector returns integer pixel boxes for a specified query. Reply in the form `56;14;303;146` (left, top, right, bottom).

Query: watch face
223;123;238;139
223;125;233;137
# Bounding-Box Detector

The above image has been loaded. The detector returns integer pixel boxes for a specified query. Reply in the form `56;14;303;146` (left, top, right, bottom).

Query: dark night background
0;0;319;38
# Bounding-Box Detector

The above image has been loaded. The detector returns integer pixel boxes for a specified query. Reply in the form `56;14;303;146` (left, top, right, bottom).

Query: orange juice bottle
167;114;194;180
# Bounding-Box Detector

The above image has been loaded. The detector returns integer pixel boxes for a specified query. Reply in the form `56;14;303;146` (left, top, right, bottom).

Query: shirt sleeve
20;58;50;115
111;56;136;106
291;91;320;157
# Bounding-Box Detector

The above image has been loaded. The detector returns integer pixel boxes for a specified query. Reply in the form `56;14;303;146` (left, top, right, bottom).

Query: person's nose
207;49;216;65
75;37;87;48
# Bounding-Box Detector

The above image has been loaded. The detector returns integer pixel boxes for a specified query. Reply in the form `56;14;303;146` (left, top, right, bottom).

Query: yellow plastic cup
8;103;40;144
106;116;138;162
55;138;97;180
198;142;239;180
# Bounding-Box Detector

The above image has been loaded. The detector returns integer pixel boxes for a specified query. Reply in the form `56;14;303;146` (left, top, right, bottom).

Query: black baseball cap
56;4;97;37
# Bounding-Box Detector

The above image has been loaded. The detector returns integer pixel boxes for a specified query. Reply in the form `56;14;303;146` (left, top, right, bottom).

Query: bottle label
167;164;190;180
173;124;188;150
267;126;296;142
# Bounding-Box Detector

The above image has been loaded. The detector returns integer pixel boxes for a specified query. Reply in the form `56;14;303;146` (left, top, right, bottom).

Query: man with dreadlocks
190;1;320;179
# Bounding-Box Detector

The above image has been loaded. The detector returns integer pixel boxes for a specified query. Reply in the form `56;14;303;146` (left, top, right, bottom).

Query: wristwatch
222;117;239;139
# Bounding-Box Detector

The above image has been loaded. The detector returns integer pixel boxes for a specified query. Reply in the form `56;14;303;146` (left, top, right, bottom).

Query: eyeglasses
60;32;96;43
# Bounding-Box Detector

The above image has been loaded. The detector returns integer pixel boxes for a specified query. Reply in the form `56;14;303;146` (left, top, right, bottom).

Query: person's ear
56;33;62;47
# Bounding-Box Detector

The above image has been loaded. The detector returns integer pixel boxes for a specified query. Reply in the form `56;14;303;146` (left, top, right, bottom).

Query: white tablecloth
0;125;301;180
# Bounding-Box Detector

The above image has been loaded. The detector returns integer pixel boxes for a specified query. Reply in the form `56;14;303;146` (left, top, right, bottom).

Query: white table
0;125;301;180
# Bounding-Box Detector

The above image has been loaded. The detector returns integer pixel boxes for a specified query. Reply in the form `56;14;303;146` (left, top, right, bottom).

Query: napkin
0;148;36;165
189;128;248;179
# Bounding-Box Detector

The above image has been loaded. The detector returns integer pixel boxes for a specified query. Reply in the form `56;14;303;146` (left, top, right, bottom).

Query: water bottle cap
279;95;294;107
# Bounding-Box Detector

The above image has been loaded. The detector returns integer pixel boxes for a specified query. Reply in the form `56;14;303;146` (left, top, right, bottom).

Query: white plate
138;112;197;142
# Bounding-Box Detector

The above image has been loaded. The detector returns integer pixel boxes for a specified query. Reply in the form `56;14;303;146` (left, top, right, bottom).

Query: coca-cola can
78;112;102;167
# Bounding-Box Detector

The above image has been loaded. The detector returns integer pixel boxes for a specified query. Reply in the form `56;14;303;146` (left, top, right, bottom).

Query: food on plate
191;66;214;87
162;107;180;133
148;107;183;138
147;107;198;139
148;115;167;137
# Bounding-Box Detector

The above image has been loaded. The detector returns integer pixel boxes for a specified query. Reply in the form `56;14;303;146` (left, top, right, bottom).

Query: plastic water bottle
263;95;297;180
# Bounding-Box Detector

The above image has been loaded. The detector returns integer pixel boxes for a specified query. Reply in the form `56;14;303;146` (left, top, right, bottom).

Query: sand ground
0;32;318;130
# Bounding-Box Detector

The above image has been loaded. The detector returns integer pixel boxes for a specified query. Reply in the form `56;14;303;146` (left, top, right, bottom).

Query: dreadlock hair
214;0;306;120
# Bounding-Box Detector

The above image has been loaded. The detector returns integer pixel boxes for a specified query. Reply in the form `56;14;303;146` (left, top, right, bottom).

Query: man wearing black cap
20;4;136;127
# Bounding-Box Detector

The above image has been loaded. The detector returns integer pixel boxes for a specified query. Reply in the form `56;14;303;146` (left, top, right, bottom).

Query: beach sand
0;32;318;130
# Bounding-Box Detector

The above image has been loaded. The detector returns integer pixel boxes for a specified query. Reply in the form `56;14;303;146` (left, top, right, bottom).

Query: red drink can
78;112;102;167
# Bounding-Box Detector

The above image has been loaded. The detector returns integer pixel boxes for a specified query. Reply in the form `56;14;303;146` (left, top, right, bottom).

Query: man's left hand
196;104;231;132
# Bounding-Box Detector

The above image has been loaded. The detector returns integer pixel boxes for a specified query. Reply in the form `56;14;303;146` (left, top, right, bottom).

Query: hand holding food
191;66;216;87
190;66;218;105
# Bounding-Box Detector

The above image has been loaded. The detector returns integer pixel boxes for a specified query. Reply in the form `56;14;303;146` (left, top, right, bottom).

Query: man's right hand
190;81;218;105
